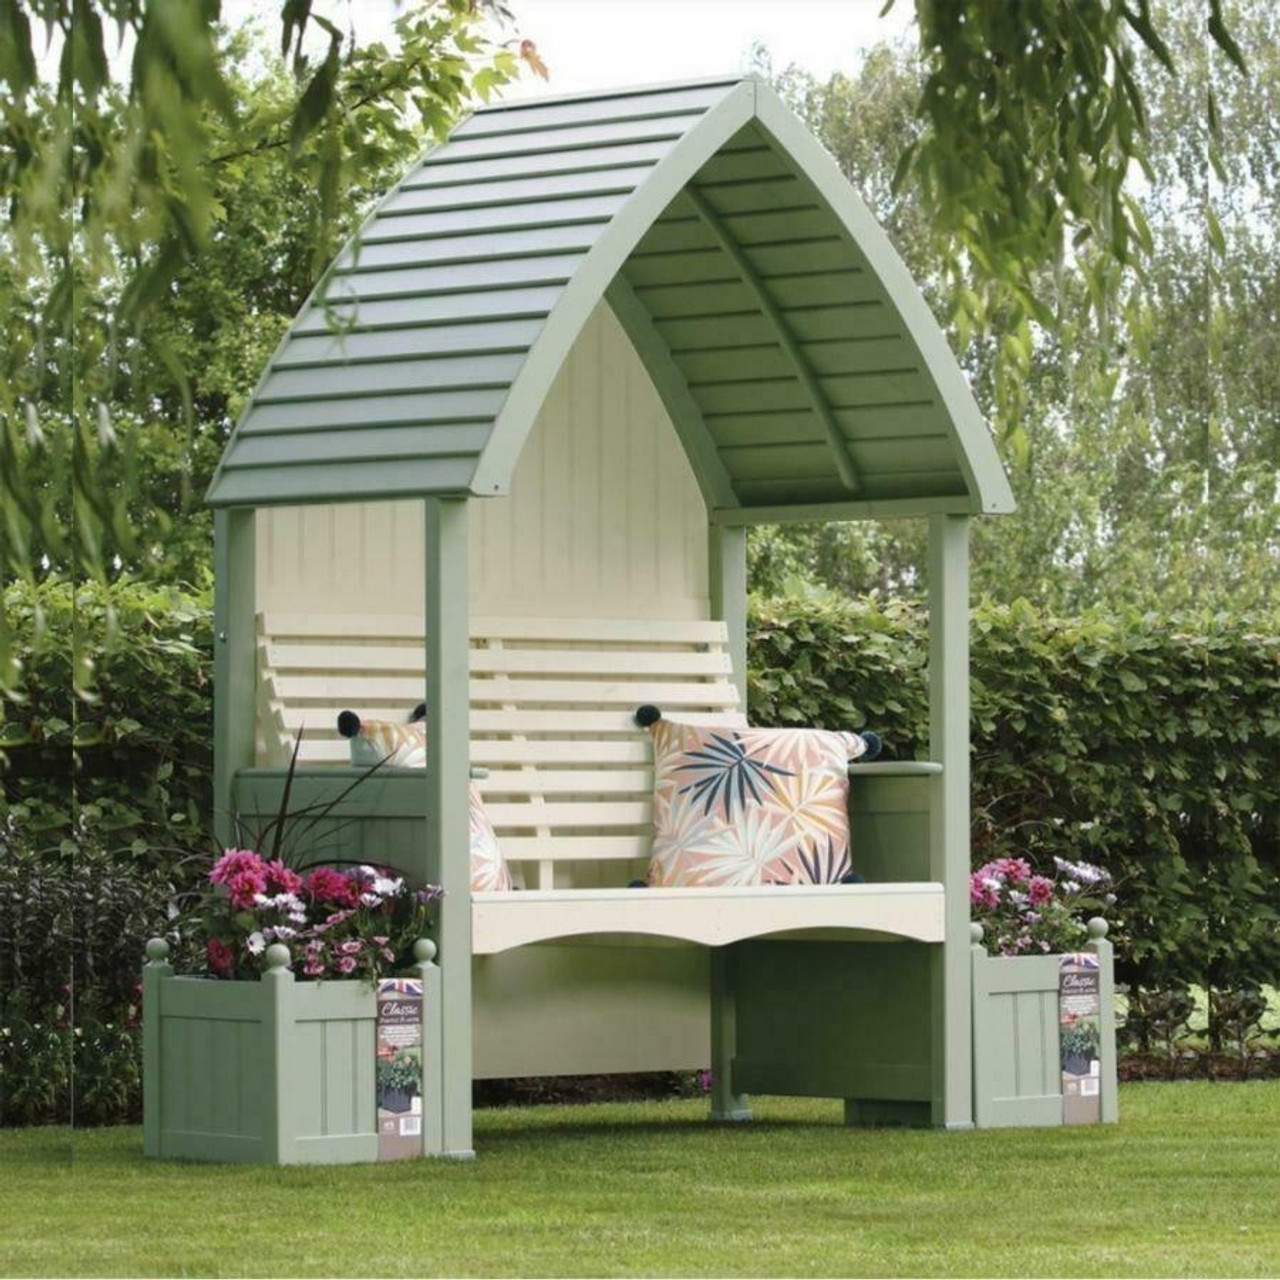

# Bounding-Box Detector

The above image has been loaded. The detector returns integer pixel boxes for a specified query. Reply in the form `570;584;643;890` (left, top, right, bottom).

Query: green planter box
971;919;1118;1129
142;939;440;1164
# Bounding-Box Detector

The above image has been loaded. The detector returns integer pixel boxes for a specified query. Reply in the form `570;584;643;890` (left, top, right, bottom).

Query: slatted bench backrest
257;614;746;888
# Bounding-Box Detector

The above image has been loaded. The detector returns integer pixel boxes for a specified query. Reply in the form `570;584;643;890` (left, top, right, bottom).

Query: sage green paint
733;941;933;1114
928;514;973;1129
423;496;474;1159
212;509;256;848
682;184;860;493
142;941;383;1165
207;77;1014;521
970;923;1119;1129
707;523;750;1121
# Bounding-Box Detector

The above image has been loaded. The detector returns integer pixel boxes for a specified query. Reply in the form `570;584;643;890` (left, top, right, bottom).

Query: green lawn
2;1083;1277;1278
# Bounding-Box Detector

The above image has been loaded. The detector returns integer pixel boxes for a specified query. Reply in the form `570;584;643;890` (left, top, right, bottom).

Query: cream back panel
255;303;710;621
257;612;747;888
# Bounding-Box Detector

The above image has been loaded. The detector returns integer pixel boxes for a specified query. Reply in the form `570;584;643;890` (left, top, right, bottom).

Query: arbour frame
208;76;1013;1156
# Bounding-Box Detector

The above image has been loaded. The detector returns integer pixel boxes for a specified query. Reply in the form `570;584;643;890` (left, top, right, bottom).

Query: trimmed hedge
2;584;1277;1075
750;596;1279;992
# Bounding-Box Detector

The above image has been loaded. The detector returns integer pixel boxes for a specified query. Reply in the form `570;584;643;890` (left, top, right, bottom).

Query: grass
1;1083;1278;1278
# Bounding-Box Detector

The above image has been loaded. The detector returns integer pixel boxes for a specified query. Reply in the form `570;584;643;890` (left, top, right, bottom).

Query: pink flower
227;868;268;910
336;955;357;974
305;867;360;908
263;859;304;895
993;857;1032;885
206;938;234;977
210;849;265;887
338;940;362;956
969;873;999;911
1028;876;1054;906
303;958;326;978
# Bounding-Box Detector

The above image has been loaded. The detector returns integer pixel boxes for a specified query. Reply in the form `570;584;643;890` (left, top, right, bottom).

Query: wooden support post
928;513;973;1129
412;938;445;1156
141;938;173;1157
423;497;474;1159
212;508;256;848
261;943;296;1164
708;523;751;1121
1087;918;1120;1124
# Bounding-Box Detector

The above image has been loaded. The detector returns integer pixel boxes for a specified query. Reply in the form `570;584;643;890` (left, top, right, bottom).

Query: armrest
847;761;942;778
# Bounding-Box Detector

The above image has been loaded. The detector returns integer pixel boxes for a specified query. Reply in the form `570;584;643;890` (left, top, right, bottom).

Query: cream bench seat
251;612;944;950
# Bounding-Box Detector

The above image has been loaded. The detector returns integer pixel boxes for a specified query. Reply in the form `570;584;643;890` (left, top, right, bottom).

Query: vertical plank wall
253;301;715;1079
255;303;711;621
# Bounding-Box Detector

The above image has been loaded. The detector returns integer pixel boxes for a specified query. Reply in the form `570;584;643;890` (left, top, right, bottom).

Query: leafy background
1;1;1276;1122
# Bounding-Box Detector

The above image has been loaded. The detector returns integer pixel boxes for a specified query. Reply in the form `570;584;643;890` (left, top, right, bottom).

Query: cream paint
256;303;710;620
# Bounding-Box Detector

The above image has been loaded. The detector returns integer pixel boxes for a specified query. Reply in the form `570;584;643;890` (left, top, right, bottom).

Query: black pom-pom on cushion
859;731;882;761
633;704;662;728
336;710;361;739
409;702;426;723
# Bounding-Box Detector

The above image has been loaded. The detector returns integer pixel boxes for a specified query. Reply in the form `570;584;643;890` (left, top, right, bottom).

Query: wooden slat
292;286;562;335
364;194;630;243
278;707;746;735
274;674;740;707
398;140;674;191
485;800;652;828
257;352;525;404
263;642;732;677
336;224;604;274
244;388;507;435
477;770;652;796
499;835;651;862
380;166;654;217
454;84;728;138
261;612;729;644
324;253;585;303
274;319;546;368
421;113;702;162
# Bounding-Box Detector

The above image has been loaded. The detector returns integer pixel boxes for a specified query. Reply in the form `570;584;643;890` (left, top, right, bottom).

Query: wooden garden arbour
207;76;1014;1157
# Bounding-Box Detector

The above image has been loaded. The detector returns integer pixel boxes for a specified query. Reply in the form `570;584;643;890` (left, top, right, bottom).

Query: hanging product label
1059;954;1103;1125
376;977;424;1160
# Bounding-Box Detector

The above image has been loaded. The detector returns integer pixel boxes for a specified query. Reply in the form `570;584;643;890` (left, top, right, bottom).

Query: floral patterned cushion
346;720;512;893
645;720;870;887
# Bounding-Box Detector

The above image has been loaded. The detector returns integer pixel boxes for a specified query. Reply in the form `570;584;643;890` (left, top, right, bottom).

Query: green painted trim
141;950;172;1157
708;524;748;704
709;948;750;1121
471;80;758;496
683;184;859;494
710;495;977;525
751;84;1015;516
1089;931;1120;1124
261;958;294;1164
423;497;474;1158
928;514;972;1129
606;277;739;509
212;510;256;847
468;74;750;117
848;761;942;778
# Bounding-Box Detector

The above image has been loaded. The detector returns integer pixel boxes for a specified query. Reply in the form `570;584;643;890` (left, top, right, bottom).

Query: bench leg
709;947;751;1121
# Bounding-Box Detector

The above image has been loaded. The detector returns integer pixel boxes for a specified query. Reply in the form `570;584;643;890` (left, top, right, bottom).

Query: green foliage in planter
749;595;1280;994
377;1052;421;1097
1061;1021;1102;1060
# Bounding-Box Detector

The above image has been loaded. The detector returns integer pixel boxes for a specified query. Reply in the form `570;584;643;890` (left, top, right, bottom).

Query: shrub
750;595;1280;994
2;581;1276;1121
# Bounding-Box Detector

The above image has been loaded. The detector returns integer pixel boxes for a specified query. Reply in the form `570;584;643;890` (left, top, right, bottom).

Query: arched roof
207;76;1013;521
